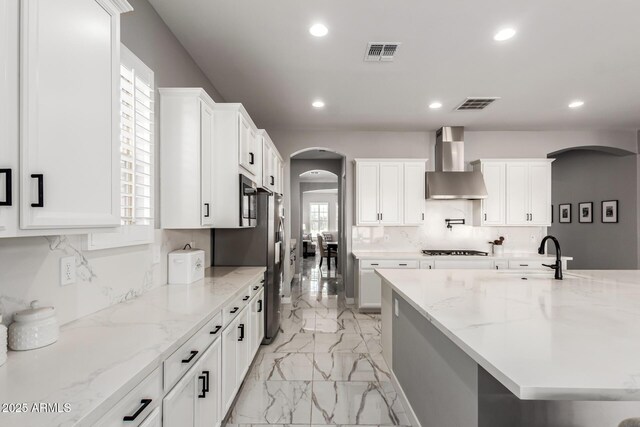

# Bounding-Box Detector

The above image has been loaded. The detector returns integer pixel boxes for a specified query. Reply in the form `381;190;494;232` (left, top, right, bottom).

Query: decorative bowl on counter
8;300;59;351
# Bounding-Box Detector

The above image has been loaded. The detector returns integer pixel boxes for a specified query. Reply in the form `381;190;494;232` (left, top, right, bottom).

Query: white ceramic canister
8;301;59;351
0;313;7;365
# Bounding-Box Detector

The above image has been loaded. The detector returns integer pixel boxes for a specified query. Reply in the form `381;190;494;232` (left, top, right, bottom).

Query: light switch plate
60;256;76;286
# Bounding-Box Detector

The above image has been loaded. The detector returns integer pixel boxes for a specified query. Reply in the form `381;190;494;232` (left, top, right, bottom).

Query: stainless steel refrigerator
213;191;283;344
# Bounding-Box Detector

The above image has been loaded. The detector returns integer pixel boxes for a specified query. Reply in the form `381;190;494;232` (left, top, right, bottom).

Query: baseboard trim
346;297;355;304
281;296;291;304
391;369;421;427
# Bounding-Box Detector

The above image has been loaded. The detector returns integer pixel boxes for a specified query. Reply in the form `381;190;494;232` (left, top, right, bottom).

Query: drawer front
223;290;252;327
250;276;264;296
507;259;548;270
361;260;418;269
164;311;222;392
96;367;162;427
494;260;509;270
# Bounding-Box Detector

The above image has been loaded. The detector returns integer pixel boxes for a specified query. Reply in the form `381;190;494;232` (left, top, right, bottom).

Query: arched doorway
286;148;347;301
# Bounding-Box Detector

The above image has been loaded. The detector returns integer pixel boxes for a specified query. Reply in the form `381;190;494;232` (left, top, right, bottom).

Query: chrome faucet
538;235;563;280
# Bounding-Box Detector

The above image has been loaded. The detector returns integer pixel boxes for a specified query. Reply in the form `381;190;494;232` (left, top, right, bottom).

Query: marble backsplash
0;229;211;326
352;200;547;254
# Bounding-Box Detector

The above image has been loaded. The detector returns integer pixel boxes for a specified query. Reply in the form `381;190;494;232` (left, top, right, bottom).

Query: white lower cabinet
221;314;239;414
250;288;265;357
139;407;162;427
235;308;250;384
356;260;418;310
433;259;494;269
163;337;222;427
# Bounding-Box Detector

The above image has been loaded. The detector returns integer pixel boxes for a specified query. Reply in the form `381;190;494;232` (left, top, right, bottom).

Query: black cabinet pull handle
0;169;11;206
258;299;262;312
230;307;239;314
249;152;254;165
123;398;152;421
243;295;250;301
30;174;43;207
210;325;222;335
422;213;424;220
371;263;379;266
399;263;407;266
260;279;265;283
198;374;207;398
484;213;487;221
270;175;274;185
204;203;210;218
253;286;259;290
238;324;245;341
181;350;198;364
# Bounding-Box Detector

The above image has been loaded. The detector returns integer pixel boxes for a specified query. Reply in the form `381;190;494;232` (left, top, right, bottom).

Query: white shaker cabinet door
20;0;120;229
379;162;403;225
528;162;552;225
481;162;506;225
356;162;380;225
163;365;197;427
505;162;529;225
221;317;238;413
256;288;265;348
403;162;425;225
200;101;214;226
0;0;18;236
196;339;222;427
235;308;250;383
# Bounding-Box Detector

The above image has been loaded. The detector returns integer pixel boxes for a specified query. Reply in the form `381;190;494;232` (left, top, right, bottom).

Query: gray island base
378;269;640;427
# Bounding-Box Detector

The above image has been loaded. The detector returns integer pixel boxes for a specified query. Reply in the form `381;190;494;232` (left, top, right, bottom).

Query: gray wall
272;129;639;299
549;149;639;269
290;159;343;278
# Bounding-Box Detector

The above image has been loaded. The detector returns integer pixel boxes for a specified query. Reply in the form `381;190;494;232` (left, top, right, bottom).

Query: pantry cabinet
472;159;552;227
160;88;216;229
355;159;427;226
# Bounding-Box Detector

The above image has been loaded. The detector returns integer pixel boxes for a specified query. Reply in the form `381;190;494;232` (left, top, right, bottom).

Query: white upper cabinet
356;161;380;225
18;0;131;230
160;88;216;229
472;160;506;226
355;159;427;226
473;159;552;227
238;115;260;179
403;161;426;225
258;129;283;195
0;0;18;237
378;162;404;225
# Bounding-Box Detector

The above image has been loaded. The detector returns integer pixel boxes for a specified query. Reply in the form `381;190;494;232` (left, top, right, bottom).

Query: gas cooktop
421;250;489;256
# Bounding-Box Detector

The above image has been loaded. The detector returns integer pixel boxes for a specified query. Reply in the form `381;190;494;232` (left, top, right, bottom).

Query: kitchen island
377;269;640;427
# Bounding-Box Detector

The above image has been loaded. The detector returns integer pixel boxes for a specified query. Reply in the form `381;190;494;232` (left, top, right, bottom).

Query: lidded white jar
0;313;7;366
8;301;59;351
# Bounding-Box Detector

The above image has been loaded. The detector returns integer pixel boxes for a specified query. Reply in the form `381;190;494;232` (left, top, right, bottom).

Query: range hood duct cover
426;126;488;200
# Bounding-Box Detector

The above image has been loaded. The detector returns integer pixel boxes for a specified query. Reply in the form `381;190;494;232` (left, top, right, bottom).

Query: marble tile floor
225;256;410;427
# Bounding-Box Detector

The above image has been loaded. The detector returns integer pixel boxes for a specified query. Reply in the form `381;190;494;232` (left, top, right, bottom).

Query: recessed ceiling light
494;28;516;41
309;23;328;37
429;102;443;109
568;100;585;108
312;100;325;108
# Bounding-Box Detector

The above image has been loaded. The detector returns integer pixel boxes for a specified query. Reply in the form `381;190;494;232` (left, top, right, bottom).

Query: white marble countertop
376;268;640;401
352;250;572;261
0;266;265;427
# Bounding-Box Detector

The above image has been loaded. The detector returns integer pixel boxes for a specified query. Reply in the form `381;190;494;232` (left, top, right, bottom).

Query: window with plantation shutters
87;45;155;250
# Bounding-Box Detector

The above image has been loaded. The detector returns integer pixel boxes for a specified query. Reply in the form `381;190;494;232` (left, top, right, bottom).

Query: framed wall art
578;202;593;223
601;200;618;223
559;203;571;223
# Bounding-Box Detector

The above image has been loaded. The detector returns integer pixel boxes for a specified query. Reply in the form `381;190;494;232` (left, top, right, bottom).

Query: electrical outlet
60;256;76;286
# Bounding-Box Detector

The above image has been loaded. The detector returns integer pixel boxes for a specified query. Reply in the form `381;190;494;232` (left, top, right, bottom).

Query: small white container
492;245;505;257
168;248;205;285
8;301;59;351
0;313;7;366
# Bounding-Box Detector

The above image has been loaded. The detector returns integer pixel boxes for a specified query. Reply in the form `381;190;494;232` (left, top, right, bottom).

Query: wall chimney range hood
425;126;488;200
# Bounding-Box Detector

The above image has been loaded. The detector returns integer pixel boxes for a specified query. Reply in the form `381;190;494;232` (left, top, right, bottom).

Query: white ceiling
149;0;640;131
299;170;338;183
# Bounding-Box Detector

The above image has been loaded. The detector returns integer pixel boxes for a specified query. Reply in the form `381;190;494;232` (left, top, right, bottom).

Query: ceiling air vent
455;97;500;111
365;42;400;62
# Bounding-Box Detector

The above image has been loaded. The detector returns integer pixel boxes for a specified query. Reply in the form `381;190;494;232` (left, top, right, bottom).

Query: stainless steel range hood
426;126;488;200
